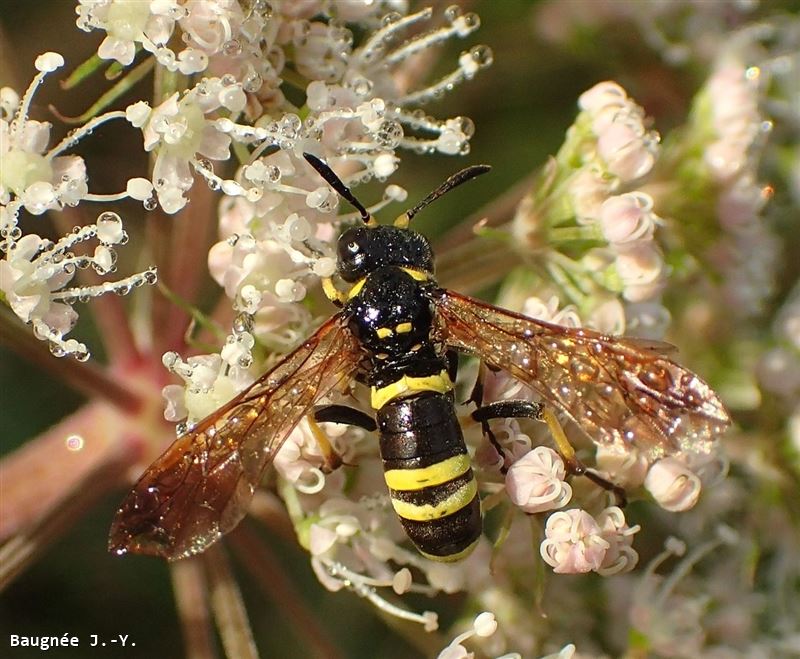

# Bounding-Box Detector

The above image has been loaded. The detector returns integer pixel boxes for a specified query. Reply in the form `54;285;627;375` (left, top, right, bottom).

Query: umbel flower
2;2;799;658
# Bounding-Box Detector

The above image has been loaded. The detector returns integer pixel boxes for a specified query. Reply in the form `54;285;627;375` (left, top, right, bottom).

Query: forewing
434;290;729;461
109;315;362;560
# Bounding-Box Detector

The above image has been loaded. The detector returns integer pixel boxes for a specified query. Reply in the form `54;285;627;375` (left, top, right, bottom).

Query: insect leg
471;401;627;506
313;404;377;431
538;408;627;507
466;366;537;474
309;405;376;473
446;349;459;384
472;400;545;424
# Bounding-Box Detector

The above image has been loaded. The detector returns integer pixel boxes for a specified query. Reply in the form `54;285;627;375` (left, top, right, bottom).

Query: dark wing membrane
109;314;362;560
434;289;729;461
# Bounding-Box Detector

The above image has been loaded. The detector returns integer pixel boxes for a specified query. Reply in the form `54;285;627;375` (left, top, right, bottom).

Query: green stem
60;53;106;90
280;67;310;93
548;225;602;243
545;253;591;306
53;57;155;125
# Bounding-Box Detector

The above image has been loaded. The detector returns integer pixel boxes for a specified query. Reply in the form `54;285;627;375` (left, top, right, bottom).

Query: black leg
445;349;459;384
470;395;627;506
313;404;377;431
307;405;376;472
471;400;544;424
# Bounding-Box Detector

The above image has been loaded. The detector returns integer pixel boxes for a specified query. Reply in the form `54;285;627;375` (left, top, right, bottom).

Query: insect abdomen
376;392;481;562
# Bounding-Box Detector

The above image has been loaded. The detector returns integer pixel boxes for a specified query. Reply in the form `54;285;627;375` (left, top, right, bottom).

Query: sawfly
110;154;729;561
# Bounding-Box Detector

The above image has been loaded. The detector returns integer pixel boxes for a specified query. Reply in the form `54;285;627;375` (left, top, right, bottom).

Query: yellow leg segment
307;416;342;472
541;408;576;462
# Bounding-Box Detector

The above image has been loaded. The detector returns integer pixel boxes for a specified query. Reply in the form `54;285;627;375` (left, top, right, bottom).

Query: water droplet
351;76;373;96
266;164;281;182
222;39;242;56
243;73;262;93
233;312;254;333
462;12;480;29
455;116;475;138
252;0;273;18
470;45;494;68
376;120;403;148
444;5;462;22
382;12;402;26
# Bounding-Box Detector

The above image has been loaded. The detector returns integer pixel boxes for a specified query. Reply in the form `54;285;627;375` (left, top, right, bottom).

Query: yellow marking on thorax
376;327;393;339
346;277;367;300
394;212;411;229
399;267;429;282
370;370;453;410
384;454;471;491
322;277;346;305
395;322;412;334
342;269;429;305
390;479;477;521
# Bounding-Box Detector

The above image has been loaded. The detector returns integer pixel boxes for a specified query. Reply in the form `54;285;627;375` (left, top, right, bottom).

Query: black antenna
400;164;491;227
303;153;372;225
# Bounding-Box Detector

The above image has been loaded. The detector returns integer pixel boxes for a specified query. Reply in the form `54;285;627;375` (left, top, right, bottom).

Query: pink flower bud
578;81;627;114
596;506;640;575
644;458;702;511
614;242;665;302
599;192;658;245
505;446;572;513
597;118;657;181
540;509;609;574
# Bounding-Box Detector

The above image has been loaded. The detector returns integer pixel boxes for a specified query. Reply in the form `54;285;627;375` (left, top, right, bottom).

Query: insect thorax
344;266;446;386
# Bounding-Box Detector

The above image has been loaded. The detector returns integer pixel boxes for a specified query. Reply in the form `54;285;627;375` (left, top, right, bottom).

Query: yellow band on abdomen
390;479;478;521
384;454;471;491
371;370;453;410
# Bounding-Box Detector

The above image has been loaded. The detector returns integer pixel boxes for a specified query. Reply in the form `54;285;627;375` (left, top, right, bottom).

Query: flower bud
645;457;702;511
505;446;572;513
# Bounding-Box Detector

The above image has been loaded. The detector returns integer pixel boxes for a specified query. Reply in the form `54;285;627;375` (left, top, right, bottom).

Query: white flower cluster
540;506;639;576
488;418;641;577
572;82;665;307
306;493;442;631
160;322;254;427
1;53;157;359
145;5;489;426
701;63;777;317
437;611;523;659
84;3;490;216
511;81;668;338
